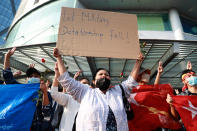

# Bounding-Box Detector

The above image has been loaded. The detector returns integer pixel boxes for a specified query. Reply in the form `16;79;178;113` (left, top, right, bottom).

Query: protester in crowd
50;63;79;131
2;47;53;131
136;69;151;85
74;70;90;85
53;47;144;131
181;61;192;92
166;68;196;130
50;65;91;131
136;61;163;85
46;79;52;91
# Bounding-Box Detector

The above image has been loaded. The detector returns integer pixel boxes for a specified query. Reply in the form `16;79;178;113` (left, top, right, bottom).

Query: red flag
172;96;197;131
128;84;181;131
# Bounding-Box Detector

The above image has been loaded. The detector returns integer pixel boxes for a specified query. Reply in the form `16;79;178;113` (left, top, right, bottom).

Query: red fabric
172;96;197;131
128;84;181;131
182;85;188;92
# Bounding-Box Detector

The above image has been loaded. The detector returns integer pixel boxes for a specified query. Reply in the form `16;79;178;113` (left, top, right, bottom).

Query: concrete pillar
169;9;184;40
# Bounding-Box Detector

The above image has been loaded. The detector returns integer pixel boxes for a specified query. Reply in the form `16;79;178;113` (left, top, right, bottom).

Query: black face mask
95;78;111;91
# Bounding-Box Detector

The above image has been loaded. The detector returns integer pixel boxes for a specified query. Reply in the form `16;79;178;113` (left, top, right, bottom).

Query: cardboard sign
57;7;140;59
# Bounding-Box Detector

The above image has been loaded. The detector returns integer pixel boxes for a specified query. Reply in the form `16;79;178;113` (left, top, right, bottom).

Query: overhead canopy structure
78;0;197;20
0;39;197;89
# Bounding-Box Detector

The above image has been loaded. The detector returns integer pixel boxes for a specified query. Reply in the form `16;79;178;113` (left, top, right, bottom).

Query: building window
181;16;197;35
137;14;172;31
34;0;39;5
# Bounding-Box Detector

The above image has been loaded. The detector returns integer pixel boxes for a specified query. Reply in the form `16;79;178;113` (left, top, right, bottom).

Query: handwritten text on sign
57;7;140;59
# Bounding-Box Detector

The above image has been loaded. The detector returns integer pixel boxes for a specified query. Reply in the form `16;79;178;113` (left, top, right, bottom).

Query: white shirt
58;72;138;131
50;86;80;131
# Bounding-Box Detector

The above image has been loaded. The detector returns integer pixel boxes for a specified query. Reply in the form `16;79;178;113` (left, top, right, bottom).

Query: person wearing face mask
166;69;196;131
2;47;53;131
53;48;143;131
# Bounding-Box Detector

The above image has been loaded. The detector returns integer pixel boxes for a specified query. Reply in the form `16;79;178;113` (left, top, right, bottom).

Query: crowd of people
1;47;196;131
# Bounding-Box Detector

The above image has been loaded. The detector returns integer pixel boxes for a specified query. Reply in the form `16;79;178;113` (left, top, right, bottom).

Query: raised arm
121;53;143;97
53;48;89;103
4;47;16;70
166;94;180;121
53;48;66;75
154;61;163;85
130;53;144;81
50;62;71;106
3;47;19;84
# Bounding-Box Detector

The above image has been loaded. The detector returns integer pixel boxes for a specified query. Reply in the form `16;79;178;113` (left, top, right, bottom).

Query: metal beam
0;54;29;72
18;49;52;71
161;45;197;77
121;59;127;75
141;43;153;65
40;46;56;62
87;57;97;76
73;56;84;76
150;42;180;79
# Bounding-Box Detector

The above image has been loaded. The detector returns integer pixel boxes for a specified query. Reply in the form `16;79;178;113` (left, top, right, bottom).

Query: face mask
96;78;111;91
187;76;197;86
141;74;150;83
27;77;40;84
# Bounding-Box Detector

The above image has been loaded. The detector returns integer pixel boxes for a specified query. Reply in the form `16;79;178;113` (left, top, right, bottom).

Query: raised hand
166;94;173;105
137;52;144;62
187;61;192;70
53;48;61;58
6;47;16;57
74;70;82;79
158;61;163;74
29;64;35;68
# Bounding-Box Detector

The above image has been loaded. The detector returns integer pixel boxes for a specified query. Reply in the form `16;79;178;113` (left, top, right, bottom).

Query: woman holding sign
53;48;143;131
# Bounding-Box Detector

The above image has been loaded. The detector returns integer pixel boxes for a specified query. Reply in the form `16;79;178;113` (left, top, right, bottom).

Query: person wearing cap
53;47;144;131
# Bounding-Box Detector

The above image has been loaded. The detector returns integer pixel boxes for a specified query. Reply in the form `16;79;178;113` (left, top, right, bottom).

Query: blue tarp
0;84;40;131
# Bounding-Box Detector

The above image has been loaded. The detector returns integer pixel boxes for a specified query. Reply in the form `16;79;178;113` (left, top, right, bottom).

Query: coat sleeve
58;72;89;103
121;75;138;98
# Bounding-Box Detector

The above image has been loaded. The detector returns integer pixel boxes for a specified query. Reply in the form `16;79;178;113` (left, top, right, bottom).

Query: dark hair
58;84;63;92
92;68;110;80
26;68;41;78
79;77;90;82
0;80;4;84
180;69;195;80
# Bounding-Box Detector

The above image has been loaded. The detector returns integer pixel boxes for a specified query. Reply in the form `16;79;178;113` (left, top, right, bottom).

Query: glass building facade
0;0;21;45
181;16;197;35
